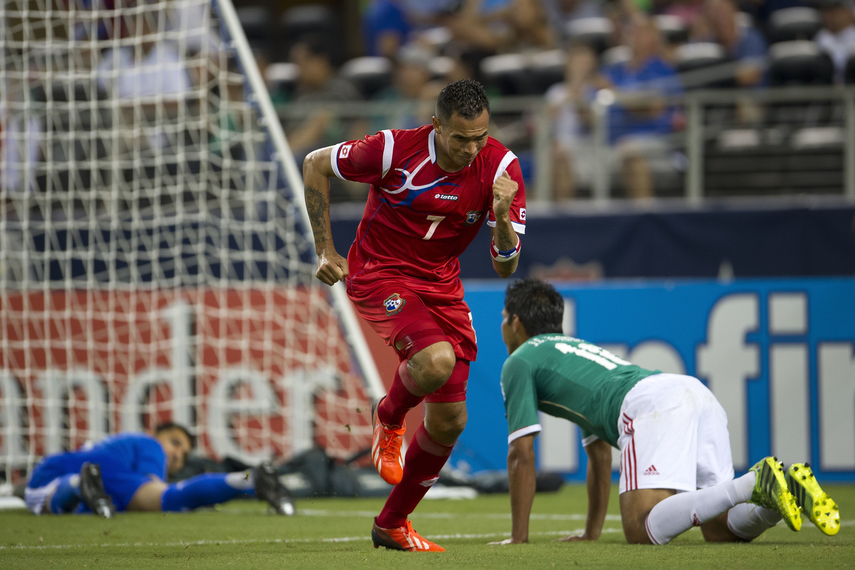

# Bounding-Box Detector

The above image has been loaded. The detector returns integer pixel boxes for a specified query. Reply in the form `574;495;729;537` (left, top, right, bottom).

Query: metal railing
274;86;855;204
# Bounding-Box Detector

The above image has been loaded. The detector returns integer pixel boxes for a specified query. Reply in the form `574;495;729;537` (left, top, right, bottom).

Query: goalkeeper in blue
492;278;839;545
25;423;294;518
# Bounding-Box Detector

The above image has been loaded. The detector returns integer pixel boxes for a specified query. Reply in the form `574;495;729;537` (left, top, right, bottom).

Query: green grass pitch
1;484;853;569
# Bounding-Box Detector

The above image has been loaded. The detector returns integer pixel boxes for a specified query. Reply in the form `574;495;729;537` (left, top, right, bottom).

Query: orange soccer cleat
371;397;406;485
372;518;445;552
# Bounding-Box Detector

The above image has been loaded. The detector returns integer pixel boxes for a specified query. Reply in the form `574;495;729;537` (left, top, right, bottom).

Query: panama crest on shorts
384;293;406;316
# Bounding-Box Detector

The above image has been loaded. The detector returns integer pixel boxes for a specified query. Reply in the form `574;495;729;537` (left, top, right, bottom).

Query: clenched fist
492;171;518;222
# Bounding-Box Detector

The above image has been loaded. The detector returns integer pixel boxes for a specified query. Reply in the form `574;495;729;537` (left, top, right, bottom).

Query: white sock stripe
645;515;663;545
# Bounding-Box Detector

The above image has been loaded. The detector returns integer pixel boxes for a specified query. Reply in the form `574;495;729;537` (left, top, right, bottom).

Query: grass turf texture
1;484;852;569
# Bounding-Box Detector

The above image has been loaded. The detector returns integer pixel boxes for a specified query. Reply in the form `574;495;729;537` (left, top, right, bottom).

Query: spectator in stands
373;45;437;130
442;0;555;54
660;0;706;28
285;35;363;157
96;2;196;185
546;43;608;200
814;0;855;83
695;0;767;87
363;0;413;59
602;16;683;199
541;0;604;44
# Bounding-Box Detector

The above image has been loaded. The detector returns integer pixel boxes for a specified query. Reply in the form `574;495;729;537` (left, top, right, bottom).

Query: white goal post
0;0;383;485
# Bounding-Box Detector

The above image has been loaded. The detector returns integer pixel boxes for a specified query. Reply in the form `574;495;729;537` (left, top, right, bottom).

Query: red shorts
347;278;477;402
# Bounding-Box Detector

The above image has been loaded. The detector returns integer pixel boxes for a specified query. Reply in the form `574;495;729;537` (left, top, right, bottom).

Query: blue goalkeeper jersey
28;433;168;511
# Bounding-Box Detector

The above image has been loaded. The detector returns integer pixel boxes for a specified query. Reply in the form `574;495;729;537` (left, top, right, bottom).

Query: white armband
491;237;521;262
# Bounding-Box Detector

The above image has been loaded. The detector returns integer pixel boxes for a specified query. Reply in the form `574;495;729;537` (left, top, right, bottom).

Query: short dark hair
154;422;195;449
435;79;490;124
504;278;564;338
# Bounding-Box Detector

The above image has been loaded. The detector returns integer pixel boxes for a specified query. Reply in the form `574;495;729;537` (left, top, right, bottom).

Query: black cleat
79;462;116;519
253;461;295;515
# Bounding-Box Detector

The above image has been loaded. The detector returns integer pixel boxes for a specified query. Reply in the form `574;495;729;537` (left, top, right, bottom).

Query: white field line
2;508;852;552
221;508;623;521
0;528;625;551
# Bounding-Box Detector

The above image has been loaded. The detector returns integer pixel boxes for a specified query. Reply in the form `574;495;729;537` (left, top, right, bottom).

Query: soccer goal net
0;0;382;485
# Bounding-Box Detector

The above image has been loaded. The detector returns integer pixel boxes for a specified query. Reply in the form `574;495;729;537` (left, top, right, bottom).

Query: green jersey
500;335;658;448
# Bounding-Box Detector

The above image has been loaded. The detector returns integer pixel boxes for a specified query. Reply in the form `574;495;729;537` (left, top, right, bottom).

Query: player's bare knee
409;343;456;390
624;524;655;545
442;408;467;439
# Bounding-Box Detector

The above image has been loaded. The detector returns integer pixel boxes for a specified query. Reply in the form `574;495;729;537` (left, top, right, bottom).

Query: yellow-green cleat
786;463;840;536
749;457;802;532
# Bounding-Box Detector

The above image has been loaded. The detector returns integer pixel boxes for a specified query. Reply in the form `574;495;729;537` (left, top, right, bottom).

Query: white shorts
617;373;734;494
24;478;60;515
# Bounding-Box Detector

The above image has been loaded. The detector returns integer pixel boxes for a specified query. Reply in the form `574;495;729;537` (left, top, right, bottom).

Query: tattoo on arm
495;225;516;252
305;185;329;245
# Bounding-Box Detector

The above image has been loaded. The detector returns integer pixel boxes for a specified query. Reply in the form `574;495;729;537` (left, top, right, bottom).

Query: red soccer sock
376;424;453;529
378;360;429;428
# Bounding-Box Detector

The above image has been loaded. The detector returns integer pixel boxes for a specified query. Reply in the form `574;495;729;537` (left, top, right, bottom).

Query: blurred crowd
251;0;855;201
3;0;854;205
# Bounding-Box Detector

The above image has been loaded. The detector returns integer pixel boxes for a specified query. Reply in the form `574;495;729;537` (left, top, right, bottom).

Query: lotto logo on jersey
465;211;482;225
340;145;352;158
520;208;526;221
383;293;407;316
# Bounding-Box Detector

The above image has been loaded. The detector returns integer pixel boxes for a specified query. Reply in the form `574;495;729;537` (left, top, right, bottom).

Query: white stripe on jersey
492;150;518;183
330;143;345;180
381;130;394;178
487;219;527;235
428;129;437;163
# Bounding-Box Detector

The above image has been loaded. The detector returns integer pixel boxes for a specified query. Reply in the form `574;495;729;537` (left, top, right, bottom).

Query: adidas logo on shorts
643;465;659;476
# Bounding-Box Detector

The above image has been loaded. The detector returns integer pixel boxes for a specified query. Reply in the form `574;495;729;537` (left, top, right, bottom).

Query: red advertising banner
0;288;373;468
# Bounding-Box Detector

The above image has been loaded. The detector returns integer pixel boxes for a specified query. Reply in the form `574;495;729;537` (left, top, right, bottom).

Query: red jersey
332;125;526;289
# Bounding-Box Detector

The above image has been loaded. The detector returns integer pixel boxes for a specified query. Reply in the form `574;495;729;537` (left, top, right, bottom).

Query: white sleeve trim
330;143;345;180
382;130;394;178
487;219;526;235
508;424;542;444
581;434;600;447
492;150;518;183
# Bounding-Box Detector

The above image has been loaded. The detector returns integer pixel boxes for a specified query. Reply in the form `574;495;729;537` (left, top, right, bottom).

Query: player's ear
511;314;527;337
432;116;441;133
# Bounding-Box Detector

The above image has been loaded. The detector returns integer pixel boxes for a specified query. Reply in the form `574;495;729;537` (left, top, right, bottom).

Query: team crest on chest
383;293;407;316
465;210;482;225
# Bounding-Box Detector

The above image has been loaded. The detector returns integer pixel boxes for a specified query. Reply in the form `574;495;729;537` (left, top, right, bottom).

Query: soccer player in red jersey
303;79;526;552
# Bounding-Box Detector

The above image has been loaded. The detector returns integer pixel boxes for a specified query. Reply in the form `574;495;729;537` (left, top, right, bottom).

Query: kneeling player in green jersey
491;278;840;545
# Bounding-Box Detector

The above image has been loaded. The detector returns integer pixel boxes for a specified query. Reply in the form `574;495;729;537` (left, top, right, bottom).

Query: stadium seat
601;45;631;68
675;42;733;89
769;41;834;85
790;127;845;149
564;17;614;53
655;14;689;45
767;7;823;43
480;53;529;96
530;50;566;94
418;27;454;55
265;62;299;99
845;52;855;84
428;56;456;81
717;129;762;151
236;6;272;53
339;57;393;99
279;5;339;61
